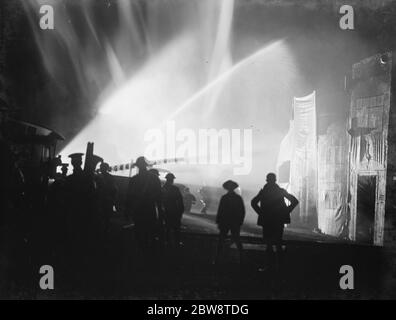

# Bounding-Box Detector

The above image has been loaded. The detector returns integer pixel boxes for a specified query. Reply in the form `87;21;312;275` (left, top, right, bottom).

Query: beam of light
159;39;300;192
166;39;290;122
60;33;203;165
201;0;234;117
22;0;306;228
24;0;301;198
61;39;300;195
59;0;237;167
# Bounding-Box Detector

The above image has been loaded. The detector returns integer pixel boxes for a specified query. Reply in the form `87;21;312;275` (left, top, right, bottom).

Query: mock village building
282;52;396;248
346;52;396;247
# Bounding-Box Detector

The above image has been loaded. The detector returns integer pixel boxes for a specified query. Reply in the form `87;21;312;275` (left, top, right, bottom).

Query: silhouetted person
64;154;97;267
62;151;107;290
60;163;68;178
215;180;245;264
68;153;84;175
148;168;166;243
183;187;196;214
162;173;184;248
251;173;298;271
65;153;86;234
126;156;162;252
97;162;117;233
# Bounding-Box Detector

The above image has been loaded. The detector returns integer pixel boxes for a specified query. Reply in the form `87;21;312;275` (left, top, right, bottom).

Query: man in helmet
161;173;184;248
126;156;162;251
97;162;117;233
65;153;102;248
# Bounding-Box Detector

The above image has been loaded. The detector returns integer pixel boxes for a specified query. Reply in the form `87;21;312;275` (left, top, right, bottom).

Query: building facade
347;52;395;246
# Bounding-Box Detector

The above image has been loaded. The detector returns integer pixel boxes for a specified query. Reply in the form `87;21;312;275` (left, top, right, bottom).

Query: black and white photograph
0;0;396;302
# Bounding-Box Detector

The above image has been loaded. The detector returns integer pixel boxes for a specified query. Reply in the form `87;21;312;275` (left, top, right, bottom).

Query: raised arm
251;190;262;215
239;196;246;225
283;189;299;211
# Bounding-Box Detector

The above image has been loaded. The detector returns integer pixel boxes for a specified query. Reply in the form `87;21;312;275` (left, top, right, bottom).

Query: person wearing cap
161;172;184;248
214;180;245;265
60;163;69;178
126;156;162;251
68;153;84;174
64;152;97;263
148;168;166;242
65;153;89;203
251;173;298;271
97;162;117;233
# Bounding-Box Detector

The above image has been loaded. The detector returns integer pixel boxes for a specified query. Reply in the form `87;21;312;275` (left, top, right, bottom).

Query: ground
2;211;387;300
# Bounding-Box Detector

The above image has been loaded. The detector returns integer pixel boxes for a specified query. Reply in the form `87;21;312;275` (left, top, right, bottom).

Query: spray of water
23;0;300;192
167;39;289;121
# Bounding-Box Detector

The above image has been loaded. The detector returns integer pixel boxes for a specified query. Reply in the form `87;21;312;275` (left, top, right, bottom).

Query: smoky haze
4;0;396;194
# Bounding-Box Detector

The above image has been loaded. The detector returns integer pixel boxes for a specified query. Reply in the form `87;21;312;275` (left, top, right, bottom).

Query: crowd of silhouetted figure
0;137;299;294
